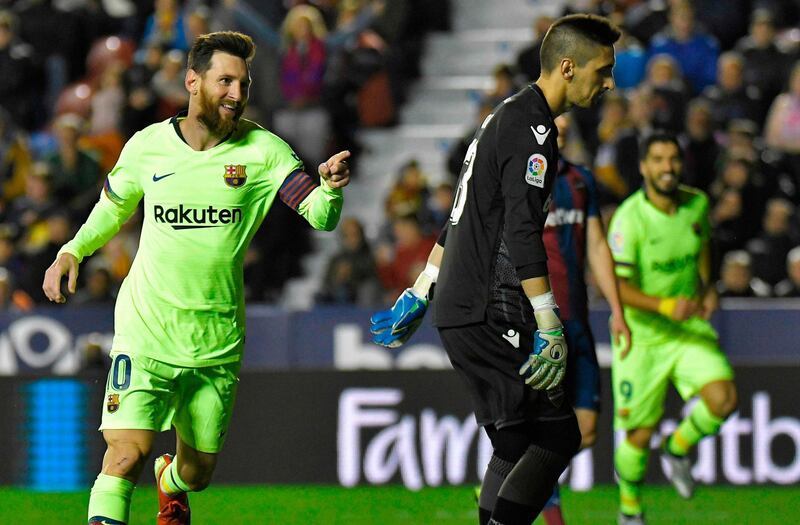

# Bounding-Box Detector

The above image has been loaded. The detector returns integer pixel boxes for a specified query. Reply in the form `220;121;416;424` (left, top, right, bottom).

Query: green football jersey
608;186;716;344
62;117;308;366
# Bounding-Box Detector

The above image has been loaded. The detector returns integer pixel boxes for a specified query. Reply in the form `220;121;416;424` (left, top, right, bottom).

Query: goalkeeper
372;15;620;524
608;133;737;525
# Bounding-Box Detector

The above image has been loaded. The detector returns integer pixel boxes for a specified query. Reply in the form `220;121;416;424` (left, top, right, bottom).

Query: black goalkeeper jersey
432;84;559;329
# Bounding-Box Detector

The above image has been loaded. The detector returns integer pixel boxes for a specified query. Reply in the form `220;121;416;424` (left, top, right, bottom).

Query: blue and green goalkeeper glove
370;289;429;348
519;293;567;390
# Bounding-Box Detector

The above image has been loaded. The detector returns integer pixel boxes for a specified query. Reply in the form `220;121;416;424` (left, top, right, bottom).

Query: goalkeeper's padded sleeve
58;184;141;263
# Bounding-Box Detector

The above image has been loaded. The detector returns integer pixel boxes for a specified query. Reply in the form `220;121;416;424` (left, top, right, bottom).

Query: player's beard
648;172;680;197
197;88;243;138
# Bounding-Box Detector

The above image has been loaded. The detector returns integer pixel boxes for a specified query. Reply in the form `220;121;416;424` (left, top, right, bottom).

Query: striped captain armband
103;178;124;205
279;169;318;210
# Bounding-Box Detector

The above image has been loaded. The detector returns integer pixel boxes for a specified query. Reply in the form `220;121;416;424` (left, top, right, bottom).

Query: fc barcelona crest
224;164;247;188
107;393;120;413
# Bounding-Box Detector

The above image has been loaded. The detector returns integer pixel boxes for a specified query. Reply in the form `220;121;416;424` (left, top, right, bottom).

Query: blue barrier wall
0;300;798;374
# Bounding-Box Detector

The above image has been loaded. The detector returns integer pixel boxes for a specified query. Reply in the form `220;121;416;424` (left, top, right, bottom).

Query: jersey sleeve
608;205;639;280
58;135;144;262
496;109;550;280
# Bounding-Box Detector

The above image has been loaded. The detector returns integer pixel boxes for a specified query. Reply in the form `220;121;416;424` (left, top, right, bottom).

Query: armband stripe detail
280;170;318;209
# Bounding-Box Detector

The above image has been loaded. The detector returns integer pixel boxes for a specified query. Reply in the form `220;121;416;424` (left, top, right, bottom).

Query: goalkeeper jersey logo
224;164;247;188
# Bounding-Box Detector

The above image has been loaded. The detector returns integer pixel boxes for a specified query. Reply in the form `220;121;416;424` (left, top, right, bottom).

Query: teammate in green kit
607;132;737;525
42;32;351;525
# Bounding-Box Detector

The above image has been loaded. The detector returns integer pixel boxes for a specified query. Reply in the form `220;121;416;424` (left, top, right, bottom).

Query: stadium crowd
318;0;800;307
0;0;798;311
0;0;448;310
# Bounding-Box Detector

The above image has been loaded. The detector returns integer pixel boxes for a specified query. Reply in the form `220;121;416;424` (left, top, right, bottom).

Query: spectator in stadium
643;53;689;133
735;8;792;106
773;246;800;297
680;98;719;192
122;42;163;138
0;107;33;207
279;4;328;109
647;0;719;95
610;30;646;90
710;188;748;257
73;266;115;305
425;182;454;235
716;250;771;297
46;113;103;221
317;217;381;306
483;64;521;109
616;0;667;45
702;51;766;131
5;162;58;253
591;86;654;204
141;0;189;51
90;61;126;135
375;214;436;300
593;93;634;201
515;15;554;82
746;198;797;287
0;10;40;130
18;210;73;305
710;155;766;237
383;159;431;235
151;49;189;120
446;98;494;180
0;223;23;285
764;61;800;157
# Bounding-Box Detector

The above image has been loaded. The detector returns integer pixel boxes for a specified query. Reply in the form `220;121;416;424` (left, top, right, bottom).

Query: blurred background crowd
0;0;798;313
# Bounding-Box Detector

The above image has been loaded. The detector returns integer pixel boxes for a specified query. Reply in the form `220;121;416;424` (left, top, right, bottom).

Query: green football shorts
100;352;241;453
611;331;734;430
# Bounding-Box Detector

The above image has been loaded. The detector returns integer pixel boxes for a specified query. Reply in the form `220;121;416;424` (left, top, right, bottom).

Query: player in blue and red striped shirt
540;115;631;525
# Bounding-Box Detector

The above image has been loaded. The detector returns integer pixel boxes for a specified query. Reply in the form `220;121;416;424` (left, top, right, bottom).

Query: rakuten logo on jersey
153;204;242;230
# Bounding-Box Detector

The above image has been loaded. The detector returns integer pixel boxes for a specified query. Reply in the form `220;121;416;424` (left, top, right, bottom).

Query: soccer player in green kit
42;32;351;525
608;132;737;525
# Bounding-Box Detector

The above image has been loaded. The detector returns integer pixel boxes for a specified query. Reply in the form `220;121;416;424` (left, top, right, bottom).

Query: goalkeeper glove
519;292;567;390
370;262;438;348
370;288;428;348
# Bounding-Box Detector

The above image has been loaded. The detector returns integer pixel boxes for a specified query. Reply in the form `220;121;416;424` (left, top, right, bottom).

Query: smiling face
565;45;616;108
640;140;683;198
188;50;250;136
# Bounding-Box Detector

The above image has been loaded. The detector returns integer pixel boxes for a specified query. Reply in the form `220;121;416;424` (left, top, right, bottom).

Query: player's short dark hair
539;14;620;73
639;131;683;160
188;31;256;76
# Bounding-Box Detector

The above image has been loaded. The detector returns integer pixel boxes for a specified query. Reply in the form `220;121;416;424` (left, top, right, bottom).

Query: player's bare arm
586;216;631;355
42;252;79;303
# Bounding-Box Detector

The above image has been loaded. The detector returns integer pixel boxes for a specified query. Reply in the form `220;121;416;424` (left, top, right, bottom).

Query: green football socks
615;438;649;516
88;473;134;524
668;400;724;457
160;458;192;496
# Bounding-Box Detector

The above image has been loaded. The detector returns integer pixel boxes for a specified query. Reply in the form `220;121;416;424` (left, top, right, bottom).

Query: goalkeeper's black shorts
438;317;573;430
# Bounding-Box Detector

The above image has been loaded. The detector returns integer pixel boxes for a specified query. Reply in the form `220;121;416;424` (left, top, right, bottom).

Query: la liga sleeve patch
525;153;547;188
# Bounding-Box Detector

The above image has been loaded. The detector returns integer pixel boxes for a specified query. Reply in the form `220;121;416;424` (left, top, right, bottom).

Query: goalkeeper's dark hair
639;131;683;160
188;31;256;76
539;14;620;73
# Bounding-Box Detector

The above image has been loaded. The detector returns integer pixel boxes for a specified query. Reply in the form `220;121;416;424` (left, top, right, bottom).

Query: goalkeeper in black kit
370;14;620;525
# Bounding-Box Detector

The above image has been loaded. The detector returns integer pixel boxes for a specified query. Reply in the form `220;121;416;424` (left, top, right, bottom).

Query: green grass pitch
1;485;796;524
